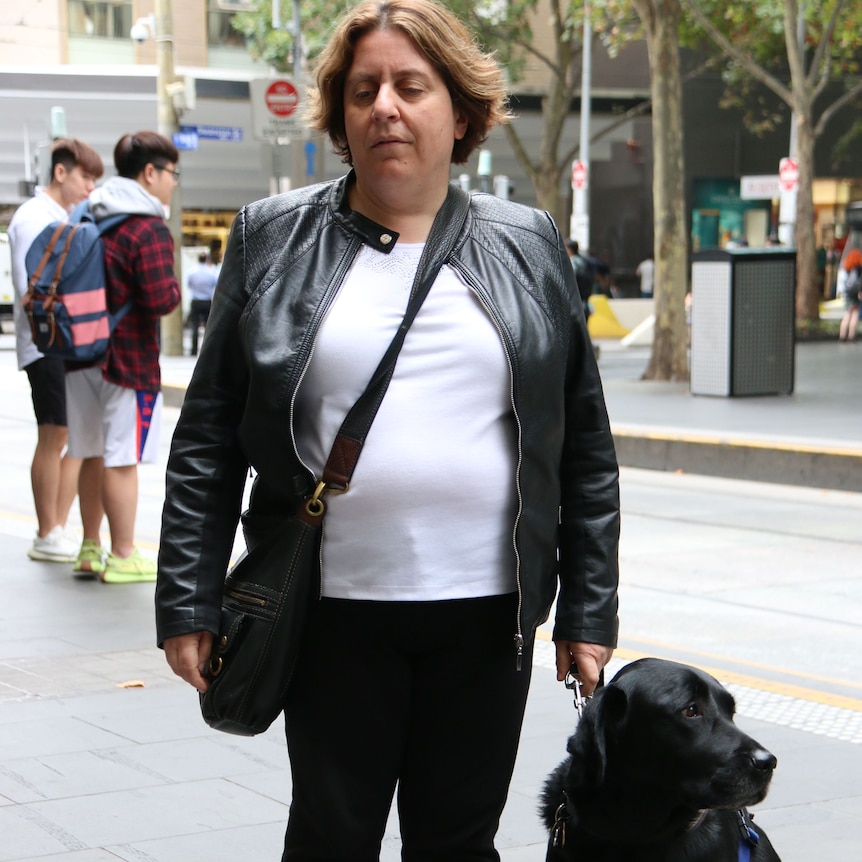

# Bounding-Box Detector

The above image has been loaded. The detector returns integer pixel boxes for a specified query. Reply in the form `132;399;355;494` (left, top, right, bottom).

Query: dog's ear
565;684;628;790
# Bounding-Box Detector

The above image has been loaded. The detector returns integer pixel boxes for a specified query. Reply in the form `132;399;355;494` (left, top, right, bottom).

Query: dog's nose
750;749;777;771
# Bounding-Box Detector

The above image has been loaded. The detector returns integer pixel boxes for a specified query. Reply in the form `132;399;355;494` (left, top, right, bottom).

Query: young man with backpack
8;139;105;564
65;131;181;583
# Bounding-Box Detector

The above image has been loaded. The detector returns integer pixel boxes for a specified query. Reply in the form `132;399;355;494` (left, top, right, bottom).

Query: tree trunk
634;0;689;381
794;114;820;321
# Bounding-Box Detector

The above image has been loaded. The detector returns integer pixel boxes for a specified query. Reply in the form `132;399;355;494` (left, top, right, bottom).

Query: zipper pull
514;633;524;671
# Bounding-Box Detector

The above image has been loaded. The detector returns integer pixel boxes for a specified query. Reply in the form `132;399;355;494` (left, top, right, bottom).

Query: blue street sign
305;139;317;177
173;129;199;151
192;124;243;143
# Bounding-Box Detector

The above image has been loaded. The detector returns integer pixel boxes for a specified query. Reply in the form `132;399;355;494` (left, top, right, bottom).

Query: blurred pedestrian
65;131;181;583
186;251;218;356
838;248;862;343
8;138;104;564
565;238;594;322
636;256;654;298
156;1;620;858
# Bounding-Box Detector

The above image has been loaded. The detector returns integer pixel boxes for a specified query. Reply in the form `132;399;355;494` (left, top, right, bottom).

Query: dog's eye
682;702;702;718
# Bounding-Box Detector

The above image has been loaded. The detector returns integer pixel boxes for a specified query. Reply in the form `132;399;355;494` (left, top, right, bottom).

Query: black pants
282;594;533;862
188;299;211;356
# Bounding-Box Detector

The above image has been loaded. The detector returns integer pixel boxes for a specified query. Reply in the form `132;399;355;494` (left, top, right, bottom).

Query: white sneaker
27;525;79;563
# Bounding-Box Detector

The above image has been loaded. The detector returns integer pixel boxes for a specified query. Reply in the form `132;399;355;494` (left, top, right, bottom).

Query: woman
838;248;862;342
156;1;620;859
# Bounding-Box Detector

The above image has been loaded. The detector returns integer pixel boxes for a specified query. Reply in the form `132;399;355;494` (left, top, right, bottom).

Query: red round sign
778;157;798;192
572;160;588;190
265;80;299;118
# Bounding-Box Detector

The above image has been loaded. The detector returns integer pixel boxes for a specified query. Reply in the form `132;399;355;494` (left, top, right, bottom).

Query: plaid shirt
97;215;181;391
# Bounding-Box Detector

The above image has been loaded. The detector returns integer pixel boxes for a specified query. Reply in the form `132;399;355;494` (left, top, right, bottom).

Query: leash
565;666;591;718
550;667;592;849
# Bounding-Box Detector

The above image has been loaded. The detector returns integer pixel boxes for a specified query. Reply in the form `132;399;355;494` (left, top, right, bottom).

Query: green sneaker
73;539;106;579
100;548;157;584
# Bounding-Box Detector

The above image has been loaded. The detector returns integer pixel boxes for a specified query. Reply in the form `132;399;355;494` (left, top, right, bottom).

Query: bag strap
307;184;471;514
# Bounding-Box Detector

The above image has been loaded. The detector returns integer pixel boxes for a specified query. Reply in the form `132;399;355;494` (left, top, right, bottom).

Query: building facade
1;1;859;299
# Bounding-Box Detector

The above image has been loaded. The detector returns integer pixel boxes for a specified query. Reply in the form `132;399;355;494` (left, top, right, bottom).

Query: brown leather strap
51;224;81;292
24;222;71;345
25;222;67;299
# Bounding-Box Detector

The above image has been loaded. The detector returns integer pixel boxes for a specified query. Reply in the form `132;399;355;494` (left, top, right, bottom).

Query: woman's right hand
164;631;215;692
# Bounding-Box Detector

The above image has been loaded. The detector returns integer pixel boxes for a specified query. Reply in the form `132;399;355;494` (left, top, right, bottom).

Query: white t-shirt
637;258;654;297
294;243;518;601
7;190;69;370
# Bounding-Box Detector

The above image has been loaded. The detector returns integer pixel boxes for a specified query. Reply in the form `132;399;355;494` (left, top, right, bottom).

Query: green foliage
684;0;862;145
232;0;354;73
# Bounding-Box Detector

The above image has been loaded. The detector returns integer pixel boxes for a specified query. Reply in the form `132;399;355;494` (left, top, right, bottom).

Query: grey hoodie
89;176;166;222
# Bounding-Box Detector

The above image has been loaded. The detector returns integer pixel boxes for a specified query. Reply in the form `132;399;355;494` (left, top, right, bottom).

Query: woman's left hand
554;640;614;696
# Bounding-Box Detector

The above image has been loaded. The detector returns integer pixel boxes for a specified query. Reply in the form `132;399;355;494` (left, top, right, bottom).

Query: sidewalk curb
612;427;862;492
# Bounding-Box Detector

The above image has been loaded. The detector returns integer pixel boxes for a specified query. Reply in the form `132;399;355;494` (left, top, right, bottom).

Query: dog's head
564;658;777;814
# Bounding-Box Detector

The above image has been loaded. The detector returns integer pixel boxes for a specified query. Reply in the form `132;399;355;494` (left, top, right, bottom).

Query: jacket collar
328;171;400;254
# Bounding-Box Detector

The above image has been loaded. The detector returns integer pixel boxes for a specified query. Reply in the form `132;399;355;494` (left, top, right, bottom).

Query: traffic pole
154;0;184;357
570;5;591;250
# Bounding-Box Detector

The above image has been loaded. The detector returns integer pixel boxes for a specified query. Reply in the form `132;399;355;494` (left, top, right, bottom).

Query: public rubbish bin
690;248;795;396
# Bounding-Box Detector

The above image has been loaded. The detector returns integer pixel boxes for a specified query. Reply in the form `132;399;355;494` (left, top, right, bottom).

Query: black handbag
199;185;471;736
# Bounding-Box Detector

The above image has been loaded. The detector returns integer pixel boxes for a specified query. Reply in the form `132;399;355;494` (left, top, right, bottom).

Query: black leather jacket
156;174;620;660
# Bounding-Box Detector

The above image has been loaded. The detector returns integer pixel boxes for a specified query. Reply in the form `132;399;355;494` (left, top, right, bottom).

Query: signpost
778;157;799;246
778;157;799;192
572;159;588;191
250;77;306;142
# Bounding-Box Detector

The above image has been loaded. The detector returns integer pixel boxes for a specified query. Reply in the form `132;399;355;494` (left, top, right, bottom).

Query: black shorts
25;357;68;426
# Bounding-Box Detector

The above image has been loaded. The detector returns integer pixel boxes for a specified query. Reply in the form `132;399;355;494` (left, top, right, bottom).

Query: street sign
740;175;781;200
778;157;799;192
173;129;199;151
572;159;588;190
177;125;243;147
250;77;307;142
195;124;243;142
265;80;299;116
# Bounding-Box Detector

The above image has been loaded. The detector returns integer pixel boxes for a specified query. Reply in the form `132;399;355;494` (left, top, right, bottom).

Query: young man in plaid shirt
65;131;181;583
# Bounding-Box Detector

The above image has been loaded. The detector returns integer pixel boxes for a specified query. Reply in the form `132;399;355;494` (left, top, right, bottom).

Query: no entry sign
265;80;299;117
572;159;588;190
778;157;799;192
250;77;306;142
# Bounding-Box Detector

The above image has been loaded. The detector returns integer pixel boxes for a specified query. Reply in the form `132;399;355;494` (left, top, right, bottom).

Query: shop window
68;1;132;39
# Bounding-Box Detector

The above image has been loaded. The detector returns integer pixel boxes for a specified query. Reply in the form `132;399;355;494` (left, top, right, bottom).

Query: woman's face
343;28;467;204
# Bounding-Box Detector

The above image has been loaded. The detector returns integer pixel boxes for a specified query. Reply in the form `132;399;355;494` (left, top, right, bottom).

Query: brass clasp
304;479;349;517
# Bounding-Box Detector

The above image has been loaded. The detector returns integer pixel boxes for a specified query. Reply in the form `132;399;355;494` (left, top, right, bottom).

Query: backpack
23;203;132;362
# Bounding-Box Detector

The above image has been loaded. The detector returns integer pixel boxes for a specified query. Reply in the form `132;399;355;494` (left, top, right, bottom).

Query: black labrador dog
541;658;781;861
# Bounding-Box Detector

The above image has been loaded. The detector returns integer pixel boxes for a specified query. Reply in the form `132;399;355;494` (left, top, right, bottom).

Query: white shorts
66;367;162;467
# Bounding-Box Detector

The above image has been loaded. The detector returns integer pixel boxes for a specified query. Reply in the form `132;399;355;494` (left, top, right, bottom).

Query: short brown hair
306;0;509;165
113;131;179;179
50;139;104;181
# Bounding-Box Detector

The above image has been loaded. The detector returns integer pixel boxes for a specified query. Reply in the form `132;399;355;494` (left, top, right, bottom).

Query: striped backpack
23;204;131;362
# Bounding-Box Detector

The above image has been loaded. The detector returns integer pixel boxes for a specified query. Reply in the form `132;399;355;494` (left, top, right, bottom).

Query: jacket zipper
450;259;526;670
287;237;364;599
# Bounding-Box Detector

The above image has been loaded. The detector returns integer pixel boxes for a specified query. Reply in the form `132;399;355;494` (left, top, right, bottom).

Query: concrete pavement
162;338;862;491
0;334;860;861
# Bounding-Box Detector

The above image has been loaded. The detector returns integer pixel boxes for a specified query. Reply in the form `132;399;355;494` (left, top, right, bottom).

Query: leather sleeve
551;223;620;648
155;209;252;646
